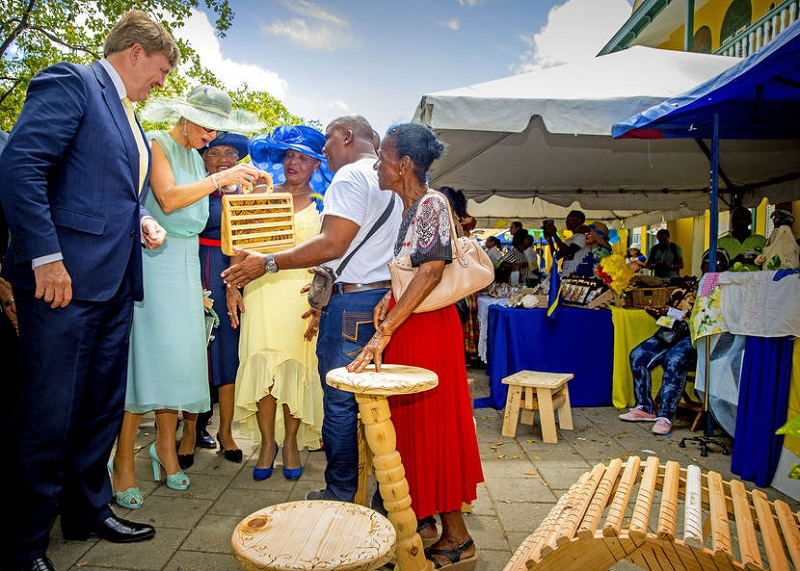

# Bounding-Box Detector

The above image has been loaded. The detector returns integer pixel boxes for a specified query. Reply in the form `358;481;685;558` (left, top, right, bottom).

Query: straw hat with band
588;221;611;249
140;85;264;135
250;125;333;195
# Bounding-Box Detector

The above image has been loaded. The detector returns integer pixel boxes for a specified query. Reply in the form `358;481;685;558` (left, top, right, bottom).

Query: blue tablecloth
477;305;614;409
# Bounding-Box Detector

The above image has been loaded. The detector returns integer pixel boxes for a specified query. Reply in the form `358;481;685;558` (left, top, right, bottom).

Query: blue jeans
630;335;696;421
316;288;388;501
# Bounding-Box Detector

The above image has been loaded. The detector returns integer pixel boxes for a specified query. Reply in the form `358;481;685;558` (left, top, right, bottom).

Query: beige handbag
389;191;495;313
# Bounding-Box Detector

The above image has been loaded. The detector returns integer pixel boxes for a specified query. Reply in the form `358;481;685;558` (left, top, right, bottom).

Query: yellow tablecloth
787;340;800;457
609;306;662;409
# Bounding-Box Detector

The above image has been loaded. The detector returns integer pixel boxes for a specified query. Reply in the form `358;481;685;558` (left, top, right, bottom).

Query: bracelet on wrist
211;173;220;189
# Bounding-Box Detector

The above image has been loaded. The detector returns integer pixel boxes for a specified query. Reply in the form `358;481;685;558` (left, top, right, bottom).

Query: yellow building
601;0;799;273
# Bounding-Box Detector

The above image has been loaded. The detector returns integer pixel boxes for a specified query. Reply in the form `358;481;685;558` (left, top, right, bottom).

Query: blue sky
179;0;633;135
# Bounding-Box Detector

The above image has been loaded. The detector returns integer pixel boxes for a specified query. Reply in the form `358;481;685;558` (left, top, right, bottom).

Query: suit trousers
3;276;133;563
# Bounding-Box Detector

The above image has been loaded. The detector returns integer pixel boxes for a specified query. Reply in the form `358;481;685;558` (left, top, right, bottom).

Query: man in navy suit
0;11;178;571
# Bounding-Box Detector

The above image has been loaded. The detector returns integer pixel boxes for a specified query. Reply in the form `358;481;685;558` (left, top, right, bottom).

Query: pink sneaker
652;418;673;435
618;408;657;422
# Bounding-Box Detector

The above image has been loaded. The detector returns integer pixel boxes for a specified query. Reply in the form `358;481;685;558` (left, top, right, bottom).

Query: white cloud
176;10;289;97
262;0;359;51
458;0;480;6
441;19;460;31
512;0;633;73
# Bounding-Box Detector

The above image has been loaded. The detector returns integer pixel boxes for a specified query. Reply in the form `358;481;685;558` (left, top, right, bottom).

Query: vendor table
479;305;614;409
478;303;661;410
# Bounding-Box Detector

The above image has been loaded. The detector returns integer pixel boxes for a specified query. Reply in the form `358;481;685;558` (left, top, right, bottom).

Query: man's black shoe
2;557;56;571
61;515;155;543
196;428;217;449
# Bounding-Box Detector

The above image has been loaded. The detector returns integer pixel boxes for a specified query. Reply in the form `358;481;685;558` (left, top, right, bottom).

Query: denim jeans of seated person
630;335;697;422
315;287;389;502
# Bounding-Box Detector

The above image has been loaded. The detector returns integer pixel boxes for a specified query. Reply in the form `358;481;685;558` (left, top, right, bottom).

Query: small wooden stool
232;500;395;571
501;371;574;443
327;364;438;571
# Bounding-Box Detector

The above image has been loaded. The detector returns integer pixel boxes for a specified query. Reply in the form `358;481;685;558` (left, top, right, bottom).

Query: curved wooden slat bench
504;456;800;571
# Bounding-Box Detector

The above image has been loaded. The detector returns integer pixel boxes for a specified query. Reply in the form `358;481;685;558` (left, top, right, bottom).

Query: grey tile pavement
47;367;798;571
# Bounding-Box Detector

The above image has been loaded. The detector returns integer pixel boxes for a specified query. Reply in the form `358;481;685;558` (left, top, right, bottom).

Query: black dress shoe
62;514;155;543
3;557;56;571
196;428;217;449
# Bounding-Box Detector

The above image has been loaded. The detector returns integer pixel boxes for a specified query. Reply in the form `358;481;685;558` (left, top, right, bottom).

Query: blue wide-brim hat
250;125;333;195
200;132;250;159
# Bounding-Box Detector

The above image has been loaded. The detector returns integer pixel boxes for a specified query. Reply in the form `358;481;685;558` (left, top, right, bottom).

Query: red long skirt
384;303;484;518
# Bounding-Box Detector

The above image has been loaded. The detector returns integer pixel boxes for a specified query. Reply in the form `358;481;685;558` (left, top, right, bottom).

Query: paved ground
46;367;798;571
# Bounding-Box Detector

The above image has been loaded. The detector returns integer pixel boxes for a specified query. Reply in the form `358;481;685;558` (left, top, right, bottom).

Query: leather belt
333;280;392;295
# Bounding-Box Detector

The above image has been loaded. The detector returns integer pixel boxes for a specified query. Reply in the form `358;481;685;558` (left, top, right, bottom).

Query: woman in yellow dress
232;126;332;480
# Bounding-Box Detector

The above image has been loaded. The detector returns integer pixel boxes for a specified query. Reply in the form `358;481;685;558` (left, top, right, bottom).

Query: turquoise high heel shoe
252;443;279;481
149;443;190;490
107;458;143;509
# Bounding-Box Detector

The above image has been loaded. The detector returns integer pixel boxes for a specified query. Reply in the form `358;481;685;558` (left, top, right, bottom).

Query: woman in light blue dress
109;85;266;508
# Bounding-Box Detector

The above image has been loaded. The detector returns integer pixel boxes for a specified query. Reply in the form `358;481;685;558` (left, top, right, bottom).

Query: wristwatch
264;253;279;274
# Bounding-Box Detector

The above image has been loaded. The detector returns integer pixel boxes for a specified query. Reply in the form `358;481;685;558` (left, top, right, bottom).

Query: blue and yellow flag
546;253;562;320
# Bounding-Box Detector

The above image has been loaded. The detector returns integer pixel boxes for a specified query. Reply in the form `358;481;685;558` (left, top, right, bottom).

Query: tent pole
679;114;729;456
704;114;719;439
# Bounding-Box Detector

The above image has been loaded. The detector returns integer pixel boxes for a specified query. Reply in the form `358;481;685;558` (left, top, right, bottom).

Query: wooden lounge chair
504;455;800;571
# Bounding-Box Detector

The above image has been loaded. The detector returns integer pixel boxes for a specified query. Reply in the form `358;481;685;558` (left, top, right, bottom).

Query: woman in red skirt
348;123;483;570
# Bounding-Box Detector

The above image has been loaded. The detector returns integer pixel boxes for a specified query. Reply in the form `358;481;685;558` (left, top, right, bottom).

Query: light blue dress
125;131;210;414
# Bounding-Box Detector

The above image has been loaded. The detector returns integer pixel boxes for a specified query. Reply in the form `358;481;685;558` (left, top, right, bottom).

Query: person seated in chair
619;251;728;435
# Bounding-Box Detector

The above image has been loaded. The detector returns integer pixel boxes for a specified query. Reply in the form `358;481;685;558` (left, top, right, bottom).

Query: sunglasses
198;125;227;138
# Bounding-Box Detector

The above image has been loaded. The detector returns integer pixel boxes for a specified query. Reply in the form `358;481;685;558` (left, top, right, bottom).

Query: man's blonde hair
104;10;180;67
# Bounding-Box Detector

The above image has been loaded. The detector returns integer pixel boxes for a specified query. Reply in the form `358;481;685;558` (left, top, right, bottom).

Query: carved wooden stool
501;370;574;443
327;364;438;571
232;500;395;571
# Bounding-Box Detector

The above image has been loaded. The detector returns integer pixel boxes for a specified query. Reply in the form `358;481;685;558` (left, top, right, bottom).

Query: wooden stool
232;500;395;571
501;371;574;443
327;364;438;571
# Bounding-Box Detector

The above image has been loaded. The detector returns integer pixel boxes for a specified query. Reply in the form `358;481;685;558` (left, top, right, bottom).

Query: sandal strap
425;536;474;567
417;516;437;532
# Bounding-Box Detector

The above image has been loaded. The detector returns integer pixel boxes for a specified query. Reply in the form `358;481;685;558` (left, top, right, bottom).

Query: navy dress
200;191;240;387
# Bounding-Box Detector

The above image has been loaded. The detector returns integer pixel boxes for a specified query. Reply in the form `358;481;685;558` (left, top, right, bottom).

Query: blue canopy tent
613;19;800;270
612;21;800;486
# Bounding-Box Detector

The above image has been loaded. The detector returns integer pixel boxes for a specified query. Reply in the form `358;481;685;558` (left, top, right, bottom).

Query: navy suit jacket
0;61;150;302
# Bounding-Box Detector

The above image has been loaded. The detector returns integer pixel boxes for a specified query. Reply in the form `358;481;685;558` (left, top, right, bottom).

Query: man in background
647;229;684;279
717;206;766;271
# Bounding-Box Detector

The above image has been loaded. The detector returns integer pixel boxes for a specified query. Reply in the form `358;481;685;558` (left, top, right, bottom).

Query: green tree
1;1;317;133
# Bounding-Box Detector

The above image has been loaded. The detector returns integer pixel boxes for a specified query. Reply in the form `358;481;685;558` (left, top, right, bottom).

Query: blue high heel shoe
252;443;279;481
282;465;303;480
149;443;190;490
107;458;143;509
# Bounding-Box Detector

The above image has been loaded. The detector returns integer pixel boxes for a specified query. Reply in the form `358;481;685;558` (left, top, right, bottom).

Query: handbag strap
334;196;396;276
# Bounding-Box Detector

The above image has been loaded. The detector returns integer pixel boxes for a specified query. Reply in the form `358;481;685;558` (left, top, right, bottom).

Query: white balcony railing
717;0;798;57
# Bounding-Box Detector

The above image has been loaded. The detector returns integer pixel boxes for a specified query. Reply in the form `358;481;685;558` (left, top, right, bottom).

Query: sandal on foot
425;536;477;570
417;516;439;548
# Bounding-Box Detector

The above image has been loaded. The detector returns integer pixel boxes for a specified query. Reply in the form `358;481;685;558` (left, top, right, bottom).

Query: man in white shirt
223;115;401;502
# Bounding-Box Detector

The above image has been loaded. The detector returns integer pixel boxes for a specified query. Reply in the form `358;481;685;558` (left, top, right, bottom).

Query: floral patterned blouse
394;191;453;267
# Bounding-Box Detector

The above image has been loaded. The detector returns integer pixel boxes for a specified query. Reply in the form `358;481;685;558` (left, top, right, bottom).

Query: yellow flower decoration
595;254;634;295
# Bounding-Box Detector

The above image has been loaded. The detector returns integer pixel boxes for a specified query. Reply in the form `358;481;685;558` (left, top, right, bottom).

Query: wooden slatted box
221;191;295;255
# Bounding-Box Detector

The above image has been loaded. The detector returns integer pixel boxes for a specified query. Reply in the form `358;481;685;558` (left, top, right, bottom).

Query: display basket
630;286;673;309
221;189;295;255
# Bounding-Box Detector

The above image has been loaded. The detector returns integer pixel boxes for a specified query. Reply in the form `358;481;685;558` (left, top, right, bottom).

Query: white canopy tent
413;46;800;228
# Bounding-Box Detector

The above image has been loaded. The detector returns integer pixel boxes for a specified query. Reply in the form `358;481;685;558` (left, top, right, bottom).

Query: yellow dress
234;203;323;451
